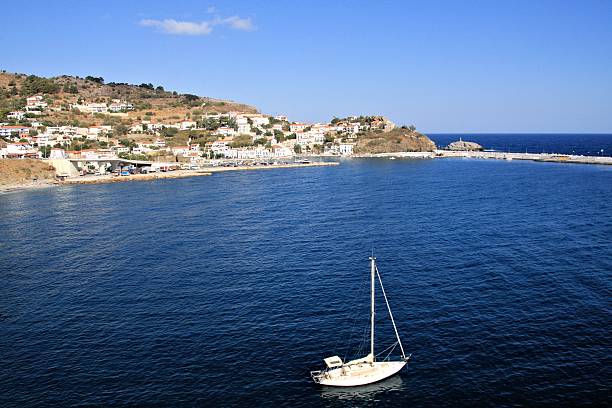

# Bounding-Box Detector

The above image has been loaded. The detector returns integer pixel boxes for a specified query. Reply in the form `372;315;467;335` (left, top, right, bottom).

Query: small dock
435;150;612;165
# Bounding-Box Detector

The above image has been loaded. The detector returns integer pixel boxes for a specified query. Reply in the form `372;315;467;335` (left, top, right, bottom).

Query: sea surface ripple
1;157;611;407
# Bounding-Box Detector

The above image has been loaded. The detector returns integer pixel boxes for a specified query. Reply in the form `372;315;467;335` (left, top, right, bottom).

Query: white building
272;145;293;157
247;114;270;127
172;146;191;156
216;126;236;136
7;111;26;120
26;96;48;111
236;117;250;134
339;143;355;156
211;140;231;155
114;146;131;154
49;148;68;159
0;126;30;138
108;99;134;112
72;103;108;113
225;147;272;159
290;123;307;133
2;142;39;158
87;126;112;141
179;120;197;130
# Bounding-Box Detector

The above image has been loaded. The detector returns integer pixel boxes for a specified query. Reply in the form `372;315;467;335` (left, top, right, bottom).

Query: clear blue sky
2;0;611;132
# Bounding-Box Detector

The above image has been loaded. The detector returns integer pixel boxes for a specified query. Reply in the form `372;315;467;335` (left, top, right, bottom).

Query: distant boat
389;157;397;160
310;256;410;387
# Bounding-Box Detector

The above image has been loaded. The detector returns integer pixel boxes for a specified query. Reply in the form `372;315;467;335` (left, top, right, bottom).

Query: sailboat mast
370;255;375;362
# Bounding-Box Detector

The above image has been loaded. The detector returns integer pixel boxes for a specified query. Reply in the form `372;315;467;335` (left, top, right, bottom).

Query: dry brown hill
0;158;56;186
0;71;257;127
354;128;436;154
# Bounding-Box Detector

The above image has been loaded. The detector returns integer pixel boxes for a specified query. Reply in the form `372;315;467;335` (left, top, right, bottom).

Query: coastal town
0;96;391;163
0;73;400;162
1;72;611;191
0;73;409;184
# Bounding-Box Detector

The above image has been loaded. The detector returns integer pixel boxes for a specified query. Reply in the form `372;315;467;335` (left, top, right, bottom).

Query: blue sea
429;133;612;156
1;135;611;407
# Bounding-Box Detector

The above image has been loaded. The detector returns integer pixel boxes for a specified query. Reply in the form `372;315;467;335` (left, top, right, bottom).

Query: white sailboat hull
316;361;406;387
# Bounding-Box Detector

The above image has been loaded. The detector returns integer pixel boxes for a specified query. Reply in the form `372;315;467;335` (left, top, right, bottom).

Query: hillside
354;128;436;154
0;71;257;127
0;158;56;186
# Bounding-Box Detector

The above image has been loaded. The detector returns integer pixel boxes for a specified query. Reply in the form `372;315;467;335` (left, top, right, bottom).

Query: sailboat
310;256;411;387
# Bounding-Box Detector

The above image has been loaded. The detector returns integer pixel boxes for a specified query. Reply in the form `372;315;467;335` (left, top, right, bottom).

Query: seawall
435;150;612;165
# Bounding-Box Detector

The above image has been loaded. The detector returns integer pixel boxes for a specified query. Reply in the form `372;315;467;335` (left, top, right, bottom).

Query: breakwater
436;150;612;165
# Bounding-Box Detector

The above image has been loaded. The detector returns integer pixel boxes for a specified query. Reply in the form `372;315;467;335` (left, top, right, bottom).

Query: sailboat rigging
310;256;411;387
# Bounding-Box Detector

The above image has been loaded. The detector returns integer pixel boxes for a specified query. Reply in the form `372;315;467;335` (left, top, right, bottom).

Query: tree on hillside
119;139;136;149
63;83;78;94
160;127;178;138
85;76;104;84
231;134;254;148
201;117;220;131
273;129;285;142
38;145;52;157
114;124;129;136
20;75;60;95
294;144;302;154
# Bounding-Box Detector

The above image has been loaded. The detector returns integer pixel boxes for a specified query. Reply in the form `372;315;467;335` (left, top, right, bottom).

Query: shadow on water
319;375;404;405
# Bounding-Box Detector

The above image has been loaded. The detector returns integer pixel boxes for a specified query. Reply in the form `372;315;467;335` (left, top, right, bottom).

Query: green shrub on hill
20;75;60;95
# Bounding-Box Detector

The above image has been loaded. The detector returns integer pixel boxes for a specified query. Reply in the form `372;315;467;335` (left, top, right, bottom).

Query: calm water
1;156;611;407
430;133;612;156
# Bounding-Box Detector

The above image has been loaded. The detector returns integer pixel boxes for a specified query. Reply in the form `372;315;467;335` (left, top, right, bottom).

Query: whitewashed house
7;111;26;120
290;123;307;133
247;114;270;127
108;99;134;112
0;126;30;138
236;117;250;134
26;96;48;111
3;142;39;158
339;143;355;156
272;145;293;157
216;126;236;136
179;120;197;130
